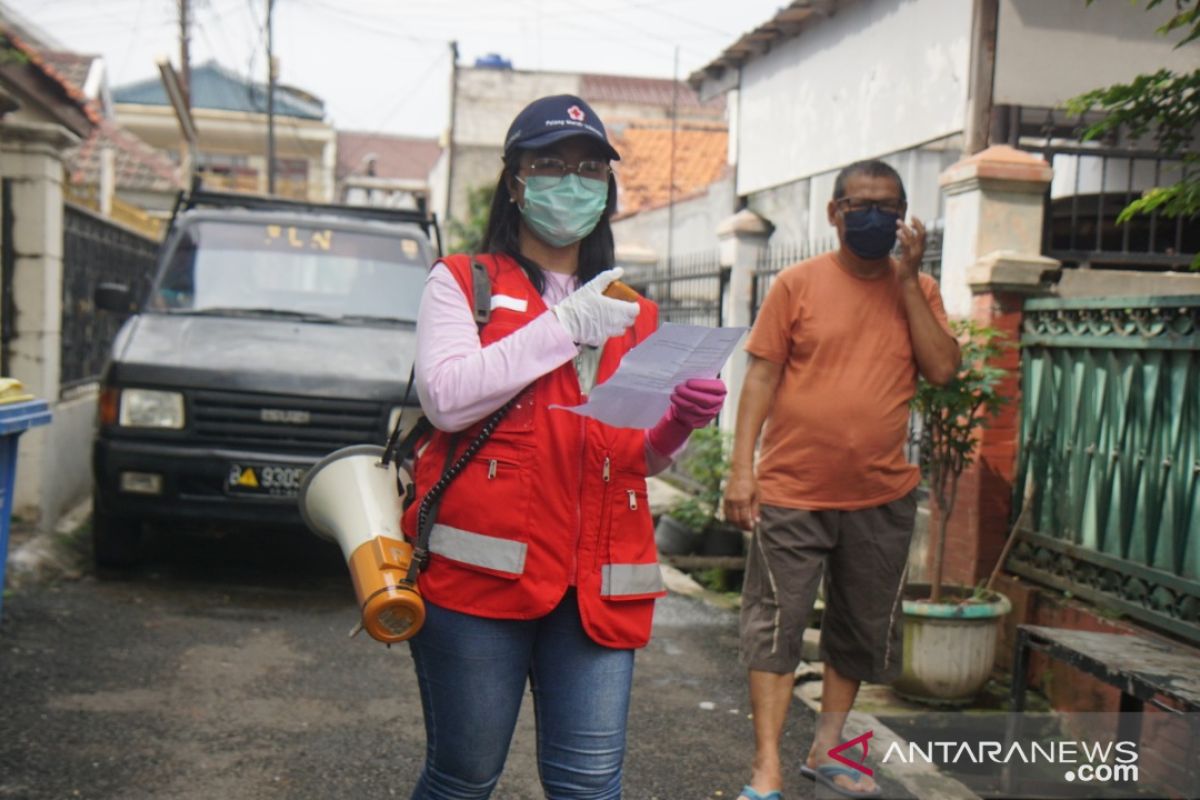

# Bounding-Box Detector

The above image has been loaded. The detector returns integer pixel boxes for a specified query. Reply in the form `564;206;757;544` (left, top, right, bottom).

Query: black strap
406;392;521;583
471;258;491;329
381;256;492;468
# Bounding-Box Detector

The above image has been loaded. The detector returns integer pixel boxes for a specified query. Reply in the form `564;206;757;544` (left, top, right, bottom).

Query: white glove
551;267;640;347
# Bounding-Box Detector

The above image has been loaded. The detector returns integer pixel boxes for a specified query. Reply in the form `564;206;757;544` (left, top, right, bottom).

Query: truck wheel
92;507;142;568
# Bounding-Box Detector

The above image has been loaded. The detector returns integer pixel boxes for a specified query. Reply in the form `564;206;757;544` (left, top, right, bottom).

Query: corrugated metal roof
113;61;325;120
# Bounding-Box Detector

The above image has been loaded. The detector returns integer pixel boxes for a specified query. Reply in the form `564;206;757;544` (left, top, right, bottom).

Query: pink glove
645;378;727;457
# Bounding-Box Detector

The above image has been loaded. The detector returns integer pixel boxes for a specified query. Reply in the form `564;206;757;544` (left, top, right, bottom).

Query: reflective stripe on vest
430;524;528;576
601;563;664;597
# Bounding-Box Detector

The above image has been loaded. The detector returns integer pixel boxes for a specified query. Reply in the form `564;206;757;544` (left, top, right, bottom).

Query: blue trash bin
0;399;53;619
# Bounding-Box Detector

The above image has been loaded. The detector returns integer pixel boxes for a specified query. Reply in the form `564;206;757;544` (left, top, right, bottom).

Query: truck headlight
119;389;185;429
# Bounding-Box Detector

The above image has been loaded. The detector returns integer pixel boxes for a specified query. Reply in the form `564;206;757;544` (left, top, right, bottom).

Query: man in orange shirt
723;160;959;800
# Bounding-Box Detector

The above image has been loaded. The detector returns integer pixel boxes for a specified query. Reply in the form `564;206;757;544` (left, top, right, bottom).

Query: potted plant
654;425;743;556
891;321;1014;706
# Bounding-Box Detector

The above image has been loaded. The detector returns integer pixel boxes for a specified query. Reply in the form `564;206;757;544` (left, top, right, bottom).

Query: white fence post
0;120;79;527
717;209;772;435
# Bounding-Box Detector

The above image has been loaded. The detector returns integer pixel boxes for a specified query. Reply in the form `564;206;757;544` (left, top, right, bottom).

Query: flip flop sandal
800;764;881;799
737;785;782;800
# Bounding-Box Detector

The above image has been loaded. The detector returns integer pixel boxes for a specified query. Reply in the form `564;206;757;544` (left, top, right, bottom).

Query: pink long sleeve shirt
414;262;675;473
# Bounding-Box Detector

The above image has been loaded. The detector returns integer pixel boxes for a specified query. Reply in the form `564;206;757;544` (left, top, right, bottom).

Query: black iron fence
61;204;160;392
1001;107;1197;271
1030;144;1196;271
751;225;943;319
640;250;727;327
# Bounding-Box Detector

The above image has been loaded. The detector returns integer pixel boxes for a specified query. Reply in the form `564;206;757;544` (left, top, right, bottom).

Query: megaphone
299;444;425;643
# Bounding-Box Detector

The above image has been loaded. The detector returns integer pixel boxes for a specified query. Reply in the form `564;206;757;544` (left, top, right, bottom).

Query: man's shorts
739;491;917;684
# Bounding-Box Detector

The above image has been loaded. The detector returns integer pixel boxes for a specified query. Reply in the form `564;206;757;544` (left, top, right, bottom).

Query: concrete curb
794;681;982;800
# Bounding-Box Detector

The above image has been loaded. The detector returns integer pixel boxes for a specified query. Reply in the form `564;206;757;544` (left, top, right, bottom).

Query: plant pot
654;514;701;556
700;522;744;556
890;583;1012;706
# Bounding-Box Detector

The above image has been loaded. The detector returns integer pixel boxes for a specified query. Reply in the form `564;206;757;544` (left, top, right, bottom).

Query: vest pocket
600;483;665;601
430;450;531;579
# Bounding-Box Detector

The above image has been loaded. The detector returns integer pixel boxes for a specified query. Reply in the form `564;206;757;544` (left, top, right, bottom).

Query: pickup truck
92;189;437;566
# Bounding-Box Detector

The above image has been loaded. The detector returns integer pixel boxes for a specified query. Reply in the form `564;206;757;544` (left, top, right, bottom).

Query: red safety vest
402;253;666;649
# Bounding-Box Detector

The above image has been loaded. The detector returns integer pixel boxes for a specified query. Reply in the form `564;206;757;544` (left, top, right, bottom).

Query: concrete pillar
938;145;1052;318
932;145;1061;588
0;120;79;525
716;208;771;434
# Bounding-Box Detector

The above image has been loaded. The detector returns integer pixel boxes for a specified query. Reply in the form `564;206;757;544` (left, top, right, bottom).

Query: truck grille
190;389;386;454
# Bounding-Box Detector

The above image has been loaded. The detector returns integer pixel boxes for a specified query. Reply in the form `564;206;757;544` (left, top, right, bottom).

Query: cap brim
513;129;620;162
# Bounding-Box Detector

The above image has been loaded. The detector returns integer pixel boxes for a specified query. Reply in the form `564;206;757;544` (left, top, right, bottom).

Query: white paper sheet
551;323;748;429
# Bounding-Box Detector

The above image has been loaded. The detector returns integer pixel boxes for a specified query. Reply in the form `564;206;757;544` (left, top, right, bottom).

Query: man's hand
722;466;760;531
894;215;926;284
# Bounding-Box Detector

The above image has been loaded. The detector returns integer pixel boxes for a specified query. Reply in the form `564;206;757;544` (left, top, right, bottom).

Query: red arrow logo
827;731;874;776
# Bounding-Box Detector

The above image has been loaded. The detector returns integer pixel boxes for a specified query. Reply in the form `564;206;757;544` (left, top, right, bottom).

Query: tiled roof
40;50;97;94
581;72;723;112
0;24;99;131
113;60;325;120
610;121;729;217
336;131;441;182
67;119;182;193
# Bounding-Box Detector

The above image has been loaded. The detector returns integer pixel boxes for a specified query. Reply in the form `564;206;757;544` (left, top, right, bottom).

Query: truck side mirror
94;282;134;314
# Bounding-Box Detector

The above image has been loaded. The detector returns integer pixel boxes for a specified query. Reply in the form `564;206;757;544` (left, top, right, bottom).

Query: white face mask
516;174;608;248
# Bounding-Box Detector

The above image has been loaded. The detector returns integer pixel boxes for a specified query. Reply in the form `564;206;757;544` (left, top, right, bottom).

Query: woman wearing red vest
403;95;726;799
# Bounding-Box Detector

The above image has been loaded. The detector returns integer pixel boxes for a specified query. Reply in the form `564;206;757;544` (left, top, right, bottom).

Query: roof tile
610;121;728;216
336;131;441;182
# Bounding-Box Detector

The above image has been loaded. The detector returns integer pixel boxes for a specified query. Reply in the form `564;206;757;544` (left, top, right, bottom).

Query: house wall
113;105;336;202
446;66;725;226
612;174;735;265
994;0;1199;108
742;138;961;246
735;0;972;198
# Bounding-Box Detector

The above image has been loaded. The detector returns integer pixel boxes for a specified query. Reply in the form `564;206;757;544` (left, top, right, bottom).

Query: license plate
226;463;307;497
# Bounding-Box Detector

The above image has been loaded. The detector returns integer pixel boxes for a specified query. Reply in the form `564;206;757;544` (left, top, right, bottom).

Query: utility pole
178;0;191;110
665;45;679;304
266;0;276;194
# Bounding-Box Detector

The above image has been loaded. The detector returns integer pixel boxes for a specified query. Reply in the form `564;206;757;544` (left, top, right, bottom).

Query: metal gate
1009;295;1200;643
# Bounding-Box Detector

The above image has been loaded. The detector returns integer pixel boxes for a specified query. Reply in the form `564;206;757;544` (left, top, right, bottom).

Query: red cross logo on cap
567;105;585;122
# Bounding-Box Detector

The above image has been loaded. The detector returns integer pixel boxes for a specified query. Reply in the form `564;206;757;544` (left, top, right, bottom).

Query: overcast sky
4;0;787;138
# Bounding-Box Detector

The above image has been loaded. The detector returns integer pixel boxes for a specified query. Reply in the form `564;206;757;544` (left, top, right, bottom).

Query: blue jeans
409;590;635;800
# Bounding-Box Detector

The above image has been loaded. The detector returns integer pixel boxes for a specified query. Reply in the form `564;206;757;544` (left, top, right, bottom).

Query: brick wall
927;289;1024;587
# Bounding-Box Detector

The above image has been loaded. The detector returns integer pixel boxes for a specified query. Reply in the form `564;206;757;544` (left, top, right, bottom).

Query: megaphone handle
411;390;524;583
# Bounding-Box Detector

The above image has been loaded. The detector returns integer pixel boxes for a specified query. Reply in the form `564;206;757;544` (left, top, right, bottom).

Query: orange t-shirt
745;252;951;510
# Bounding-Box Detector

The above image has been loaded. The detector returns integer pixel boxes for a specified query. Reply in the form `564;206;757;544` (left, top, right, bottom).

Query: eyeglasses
835;197;906;216
524;157;612;185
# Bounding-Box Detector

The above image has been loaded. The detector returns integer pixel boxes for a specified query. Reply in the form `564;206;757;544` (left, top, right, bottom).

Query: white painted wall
612;175;735;265
994;0;1198;108
736;0;972;196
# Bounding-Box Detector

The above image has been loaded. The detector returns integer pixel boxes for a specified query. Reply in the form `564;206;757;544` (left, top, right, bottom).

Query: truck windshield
149;220;429;322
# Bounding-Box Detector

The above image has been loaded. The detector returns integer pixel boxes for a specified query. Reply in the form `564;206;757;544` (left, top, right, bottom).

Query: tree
447;184;495;254
1065;0;1199;268
913;322;1010;604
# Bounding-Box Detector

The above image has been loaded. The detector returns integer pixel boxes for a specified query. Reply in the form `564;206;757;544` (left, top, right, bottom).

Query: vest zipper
627;489;637;510
487;459;497;480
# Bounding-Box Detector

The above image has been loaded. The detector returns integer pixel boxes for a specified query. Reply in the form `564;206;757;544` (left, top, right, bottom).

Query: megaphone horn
299;444;425;643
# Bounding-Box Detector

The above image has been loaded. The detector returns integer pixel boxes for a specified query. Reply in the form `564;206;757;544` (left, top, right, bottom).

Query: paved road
0;525;822;800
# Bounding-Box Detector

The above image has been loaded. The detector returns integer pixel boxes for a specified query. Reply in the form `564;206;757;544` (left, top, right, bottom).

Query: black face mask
842;206;900;260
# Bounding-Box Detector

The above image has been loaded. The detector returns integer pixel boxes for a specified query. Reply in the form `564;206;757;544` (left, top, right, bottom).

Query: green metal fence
1009;295;1200;643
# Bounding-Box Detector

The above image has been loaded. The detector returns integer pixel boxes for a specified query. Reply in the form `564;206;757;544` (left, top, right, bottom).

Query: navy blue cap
503;94;620;162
